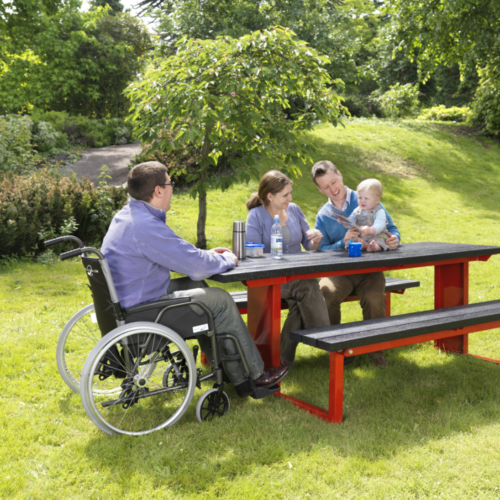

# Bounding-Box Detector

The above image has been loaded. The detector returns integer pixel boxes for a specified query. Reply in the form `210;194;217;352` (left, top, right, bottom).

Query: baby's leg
367;240;382;252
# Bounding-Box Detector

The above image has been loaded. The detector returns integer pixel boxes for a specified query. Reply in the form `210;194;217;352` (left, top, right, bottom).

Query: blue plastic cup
348;240;362;257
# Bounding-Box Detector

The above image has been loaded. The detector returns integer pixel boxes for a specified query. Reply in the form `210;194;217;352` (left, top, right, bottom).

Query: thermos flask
233;221;246;260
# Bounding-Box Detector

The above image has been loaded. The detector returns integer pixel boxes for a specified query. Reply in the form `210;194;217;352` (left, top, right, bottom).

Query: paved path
60;142;142;187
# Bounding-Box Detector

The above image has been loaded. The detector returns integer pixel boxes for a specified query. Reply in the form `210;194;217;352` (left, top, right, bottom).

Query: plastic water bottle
271;215;283;259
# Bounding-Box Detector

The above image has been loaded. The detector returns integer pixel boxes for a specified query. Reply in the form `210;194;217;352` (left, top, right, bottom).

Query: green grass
2;119;500;499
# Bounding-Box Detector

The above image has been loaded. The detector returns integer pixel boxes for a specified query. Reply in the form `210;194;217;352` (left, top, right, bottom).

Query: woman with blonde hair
246;170;330;367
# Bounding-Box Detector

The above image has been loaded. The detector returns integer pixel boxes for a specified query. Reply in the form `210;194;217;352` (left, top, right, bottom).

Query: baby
347;178;392;252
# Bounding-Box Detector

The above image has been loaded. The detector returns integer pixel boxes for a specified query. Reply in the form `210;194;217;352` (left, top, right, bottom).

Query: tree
0;7;152;116
90;0;124;15
386;0;500;78
385;0;500;133
126;27;344;248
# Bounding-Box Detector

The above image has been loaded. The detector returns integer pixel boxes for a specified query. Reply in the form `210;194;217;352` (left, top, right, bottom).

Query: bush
0;115;34;174
373;83;420;118
0;169;128;257
342;95;385;118
32;121;69;152
471;65;500;136
418;105;472;122
31;110;136;148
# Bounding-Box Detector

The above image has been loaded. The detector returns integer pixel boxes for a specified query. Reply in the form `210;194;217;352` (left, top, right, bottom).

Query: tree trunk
196;187;207;249
196;130;211;249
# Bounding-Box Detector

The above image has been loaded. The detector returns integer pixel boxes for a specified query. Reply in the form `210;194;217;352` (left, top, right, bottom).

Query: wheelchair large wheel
80;322;197;436
57;304;101;393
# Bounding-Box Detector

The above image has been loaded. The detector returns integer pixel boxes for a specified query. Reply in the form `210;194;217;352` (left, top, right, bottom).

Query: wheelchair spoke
82;327;197;435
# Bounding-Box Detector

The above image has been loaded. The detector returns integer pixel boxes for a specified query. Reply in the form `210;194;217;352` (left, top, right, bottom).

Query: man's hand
385;232;399;250
208;247;239;265
209;247;232;254
344;227;360;246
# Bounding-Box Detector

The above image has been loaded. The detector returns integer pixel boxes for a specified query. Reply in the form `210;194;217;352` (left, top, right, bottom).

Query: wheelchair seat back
82;256;123;337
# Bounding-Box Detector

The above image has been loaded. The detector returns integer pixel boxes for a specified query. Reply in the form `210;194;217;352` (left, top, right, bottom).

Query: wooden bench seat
284;300;500;423
230;277;420;315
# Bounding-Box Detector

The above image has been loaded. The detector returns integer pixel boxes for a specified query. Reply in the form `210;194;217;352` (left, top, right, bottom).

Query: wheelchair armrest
124;297;192;316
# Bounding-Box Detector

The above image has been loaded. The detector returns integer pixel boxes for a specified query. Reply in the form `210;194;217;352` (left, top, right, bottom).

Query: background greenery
2;120;500;498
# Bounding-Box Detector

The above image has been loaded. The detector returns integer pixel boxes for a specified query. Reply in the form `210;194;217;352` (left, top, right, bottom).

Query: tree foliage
126;27;344;247
0;7;151;116
387;0;500;78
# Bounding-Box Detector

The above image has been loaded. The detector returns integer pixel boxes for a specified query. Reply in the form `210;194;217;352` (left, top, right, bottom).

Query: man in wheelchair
101;161;289;397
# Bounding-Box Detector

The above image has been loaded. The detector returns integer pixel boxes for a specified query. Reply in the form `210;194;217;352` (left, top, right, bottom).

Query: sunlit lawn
2;119;500;498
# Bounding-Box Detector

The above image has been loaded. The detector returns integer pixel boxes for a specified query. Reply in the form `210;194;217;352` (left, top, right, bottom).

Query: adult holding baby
245;170;331;368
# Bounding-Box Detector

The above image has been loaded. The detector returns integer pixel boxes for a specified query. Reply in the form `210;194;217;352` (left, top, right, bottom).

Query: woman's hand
306;229;323;251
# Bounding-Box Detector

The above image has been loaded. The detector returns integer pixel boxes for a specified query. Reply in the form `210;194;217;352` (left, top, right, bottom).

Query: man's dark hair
128;161;168;202
311;160;339;185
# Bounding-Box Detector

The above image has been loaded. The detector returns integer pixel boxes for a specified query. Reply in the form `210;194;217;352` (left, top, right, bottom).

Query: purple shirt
101;198;236;308
246;203;311;253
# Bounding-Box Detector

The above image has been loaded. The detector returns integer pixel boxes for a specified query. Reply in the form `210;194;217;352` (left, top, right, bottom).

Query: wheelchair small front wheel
57;304;101;393
196;388;230;423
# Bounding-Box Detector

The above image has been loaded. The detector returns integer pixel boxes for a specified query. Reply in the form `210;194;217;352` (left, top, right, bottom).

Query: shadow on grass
81;343;500;494
293;121;500;222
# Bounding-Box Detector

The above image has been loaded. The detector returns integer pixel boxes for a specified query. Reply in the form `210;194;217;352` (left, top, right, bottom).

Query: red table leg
434;262;469;354
247;284;282;368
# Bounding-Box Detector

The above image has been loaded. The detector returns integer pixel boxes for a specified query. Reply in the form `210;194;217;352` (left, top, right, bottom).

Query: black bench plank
290;300;500;352
230;277;420;309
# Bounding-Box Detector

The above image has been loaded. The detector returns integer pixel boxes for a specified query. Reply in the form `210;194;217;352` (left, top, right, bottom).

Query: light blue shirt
101;198;236;308
246;203;311;253
315;189;400;251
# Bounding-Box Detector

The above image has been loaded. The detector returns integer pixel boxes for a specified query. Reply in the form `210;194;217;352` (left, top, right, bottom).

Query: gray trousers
163;283;264;386
319;272;386;359
280;278;331;366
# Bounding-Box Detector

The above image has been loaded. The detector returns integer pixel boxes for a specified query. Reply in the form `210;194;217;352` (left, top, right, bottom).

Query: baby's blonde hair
357;178;383;199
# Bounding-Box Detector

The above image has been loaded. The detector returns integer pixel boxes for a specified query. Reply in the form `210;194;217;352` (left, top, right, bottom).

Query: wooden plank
290;300;500;351
229;277;420;308
209;242;500;283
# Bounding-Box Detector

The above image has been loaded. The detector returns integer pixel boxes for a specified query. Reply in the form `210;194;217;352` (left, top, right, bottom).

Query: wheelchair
45;236;278;436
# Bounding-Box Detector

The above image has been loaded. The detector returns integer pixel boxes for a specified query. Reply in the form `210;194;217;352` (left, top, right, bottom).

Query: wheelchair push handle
44;235;84;248
60;248;85;261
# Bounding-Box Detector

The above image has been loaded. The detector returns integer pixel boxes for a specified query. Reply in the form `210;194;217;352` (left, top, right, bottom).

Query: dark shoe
372;355;387;367
254;364;289;387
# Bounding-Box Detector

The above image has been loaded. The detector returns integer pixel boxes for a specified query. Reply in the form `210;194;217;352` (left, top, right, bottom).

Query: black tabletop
209;242;500;283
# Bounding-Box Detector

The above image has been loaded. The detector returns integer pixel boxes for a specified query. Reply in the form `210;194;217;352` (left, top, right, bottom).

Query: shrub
342;95;385;118
32;121;69;152
0;115;34;174
471;65;500;136
30;110;136;147
418;105;472;122
0;169;128;257
373;83;420;118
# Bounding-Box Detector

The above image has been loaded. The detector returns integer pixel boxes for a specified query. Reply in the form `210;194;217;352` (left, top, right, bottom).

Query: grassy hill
2;119;500;499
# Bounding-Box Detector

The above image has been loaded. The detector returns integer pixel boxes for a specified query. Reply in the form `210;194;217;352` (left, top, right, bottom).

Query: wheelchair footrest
249;384;280;400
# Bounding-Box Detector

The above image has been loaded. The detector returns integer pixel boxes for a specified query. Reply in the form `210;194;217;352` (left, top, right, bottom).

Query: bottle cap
274;215;279;223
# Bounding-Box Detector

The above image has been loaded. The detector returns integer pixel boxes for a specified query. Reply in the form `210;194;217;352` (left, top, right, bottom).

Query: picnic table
210;242;500;420
211;242;500;364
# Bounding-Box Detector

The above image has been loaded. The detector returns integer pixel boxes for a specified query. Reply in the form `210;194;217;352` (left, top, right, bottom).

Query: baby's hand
360;225;376;236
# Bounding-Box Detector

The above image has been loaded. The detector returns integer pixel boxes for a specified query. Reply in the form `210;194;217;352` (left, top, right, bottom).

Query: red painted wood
247;284;282;367
329;352;344;423
434;262;469;354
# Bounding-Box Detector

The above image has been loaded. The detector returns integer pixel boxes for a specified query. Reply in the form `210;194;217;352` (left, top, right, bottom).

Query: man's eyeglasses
159;181;175;189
